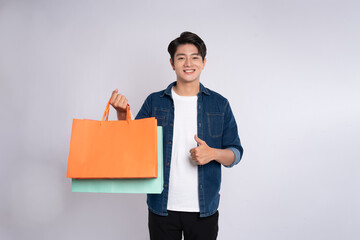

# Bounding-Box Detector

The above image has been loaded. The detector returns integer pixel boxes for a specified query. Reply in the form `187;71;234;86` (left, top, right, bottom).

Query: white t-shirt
167;88;199;212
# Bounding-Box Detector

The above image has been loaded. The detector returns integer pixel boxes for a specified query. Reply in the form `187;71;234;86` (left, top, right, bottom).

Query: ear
170;58;175;70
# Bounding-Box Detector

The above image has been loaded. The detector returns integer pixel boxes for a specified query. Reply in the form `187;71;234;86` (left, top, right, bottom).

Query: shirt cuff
223;147;241;168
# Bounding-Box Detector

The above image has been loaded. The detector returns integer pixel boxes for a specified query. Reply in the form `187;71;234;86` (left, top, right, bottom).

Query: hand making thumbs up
189;134;217;165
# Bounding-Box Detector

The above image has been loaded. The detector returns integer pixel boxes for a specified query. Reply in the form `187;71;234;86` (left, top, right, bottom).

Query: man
110;32;243;240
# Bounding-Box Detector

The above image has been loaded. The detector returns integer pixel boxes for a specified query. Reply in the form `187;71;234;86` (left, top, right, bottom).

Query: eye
177;57;184;60
193;56;200;60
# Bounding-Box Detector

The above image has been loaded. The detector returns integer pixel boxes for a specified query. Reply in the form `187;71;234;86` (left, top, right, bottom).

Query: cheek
195;62;203;67
175;65;182;71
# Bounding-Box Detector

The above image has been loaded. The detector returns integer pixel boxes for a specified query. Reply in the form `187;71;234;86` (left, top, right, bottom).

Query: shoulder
147;89;166;98
141;88;172;109
145;81;175;100
143;89;167;103
203;87;230;107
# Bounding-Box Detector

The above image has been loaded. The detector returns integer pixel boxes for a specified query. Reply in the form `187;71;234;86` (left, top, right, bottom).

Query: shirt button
199;123;202;127
200;185;203;189
170;123;173;127
164;184;168;188
168;141;172;145
166;162;170;166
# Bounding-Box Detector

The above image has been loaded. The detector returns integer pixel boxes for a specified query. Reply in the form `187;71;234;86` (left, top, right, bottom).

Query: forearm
213;148;235;166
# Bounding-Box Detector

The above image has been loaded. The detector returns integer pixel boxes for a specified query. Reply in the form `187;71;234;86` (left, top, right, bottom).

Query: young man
110;32;243;240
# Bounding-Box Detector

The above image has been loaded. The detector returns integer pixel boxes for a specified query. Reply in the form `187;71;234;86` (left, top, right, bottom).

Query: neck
173;80;200;96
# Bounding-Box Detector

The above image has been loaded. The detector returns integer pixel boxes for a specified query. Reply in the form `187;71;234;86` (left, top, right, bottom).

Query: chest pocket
207;112;224;138
153;107;169;126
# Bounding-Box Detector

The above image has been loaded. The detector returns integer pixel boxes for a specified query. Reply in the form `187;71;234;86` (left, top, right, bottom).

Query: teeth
184;70;195;72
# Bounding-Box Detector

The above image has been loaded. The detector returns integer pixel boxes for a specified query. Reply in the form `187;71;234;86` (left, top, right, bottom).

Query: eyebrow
175;53;201;57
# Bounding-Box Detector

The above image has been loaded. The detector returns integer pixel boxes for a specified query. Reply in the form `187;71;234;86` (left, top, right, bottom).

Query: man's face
170;44;206;84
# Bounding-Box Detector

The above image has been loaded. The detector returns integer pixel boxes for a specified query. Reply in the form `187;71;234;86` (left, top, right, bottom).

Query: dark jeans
148;210;219;240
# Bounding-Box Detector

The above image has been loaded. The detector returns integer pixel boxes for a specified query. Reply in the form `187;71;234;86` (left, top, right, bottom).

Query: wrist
116;110;127;120
212;148;218;160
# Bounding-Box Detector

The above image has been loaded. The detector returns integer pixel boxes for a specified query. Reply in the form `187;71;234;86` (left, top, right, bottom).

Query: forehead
175;44;199;55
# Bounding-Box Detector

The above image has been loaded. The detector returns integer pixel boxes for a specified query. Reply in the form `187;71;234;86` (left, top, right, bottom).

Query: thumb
194;134;205;146
112;89;118;95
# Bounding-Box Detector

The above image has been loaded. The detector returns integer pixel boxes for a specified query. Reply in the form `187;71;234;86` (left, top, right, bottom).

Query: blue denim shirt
136;82;243;217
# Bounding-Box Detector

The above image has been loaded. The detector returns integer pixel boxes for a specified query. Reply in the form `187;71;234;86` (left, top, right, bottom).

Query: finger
119;96;128;108
194;158;201;165
190;147;200;154
119;97;128;111
110;89;119;104
194;134;205;146
114;95;126;108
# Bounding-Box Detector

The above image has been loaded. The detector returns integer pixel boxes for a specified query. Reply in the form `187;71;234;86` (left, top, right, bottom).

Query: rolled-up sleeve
224;147;241;168
221;100;243;168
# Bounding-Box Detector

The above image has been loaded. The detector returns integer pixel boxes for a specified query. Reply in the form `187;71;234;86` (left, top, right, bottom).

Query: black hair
168;32;207;62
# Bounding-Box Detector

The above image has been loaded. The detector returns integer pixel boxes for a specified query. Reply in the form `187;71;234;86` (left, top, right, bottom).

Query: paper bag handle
102;99;130;123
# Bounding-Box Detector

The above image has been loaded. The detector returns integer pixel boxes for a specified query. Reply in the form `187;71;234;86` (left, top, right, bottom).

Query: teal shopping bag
71;127;163;194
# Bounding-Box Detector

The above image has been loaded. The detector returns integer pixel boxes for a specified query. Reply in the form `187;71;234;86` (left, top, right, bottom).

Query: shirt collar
161;81;210;97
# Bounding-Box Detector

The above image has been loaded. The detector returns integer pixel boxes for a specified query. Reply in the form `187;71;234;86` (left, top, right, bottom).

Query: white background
1;0;359;239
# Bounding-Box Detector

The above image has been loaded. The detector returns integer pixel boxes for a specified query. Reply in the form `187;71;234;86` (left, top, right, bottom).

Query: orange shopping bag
66;99;157;179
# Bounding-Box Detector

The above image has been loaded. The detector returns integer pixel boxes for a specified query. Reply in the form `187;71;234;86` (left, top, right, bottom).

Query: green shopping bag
71;126;163;194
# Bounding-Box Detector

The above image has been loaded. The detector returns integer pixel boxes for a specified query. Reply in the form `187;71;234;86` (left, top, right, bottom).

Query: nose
184;58;191;67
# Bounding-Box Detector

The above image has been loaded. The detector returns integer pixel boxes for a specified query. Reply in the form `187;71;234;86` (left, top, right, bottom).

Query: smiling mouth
184;69;195;73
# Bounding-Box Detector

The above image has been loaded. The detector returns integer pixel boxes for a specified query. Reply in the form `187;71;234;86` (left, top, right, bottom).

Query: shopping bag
71;127;164;194
66;99;158;179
